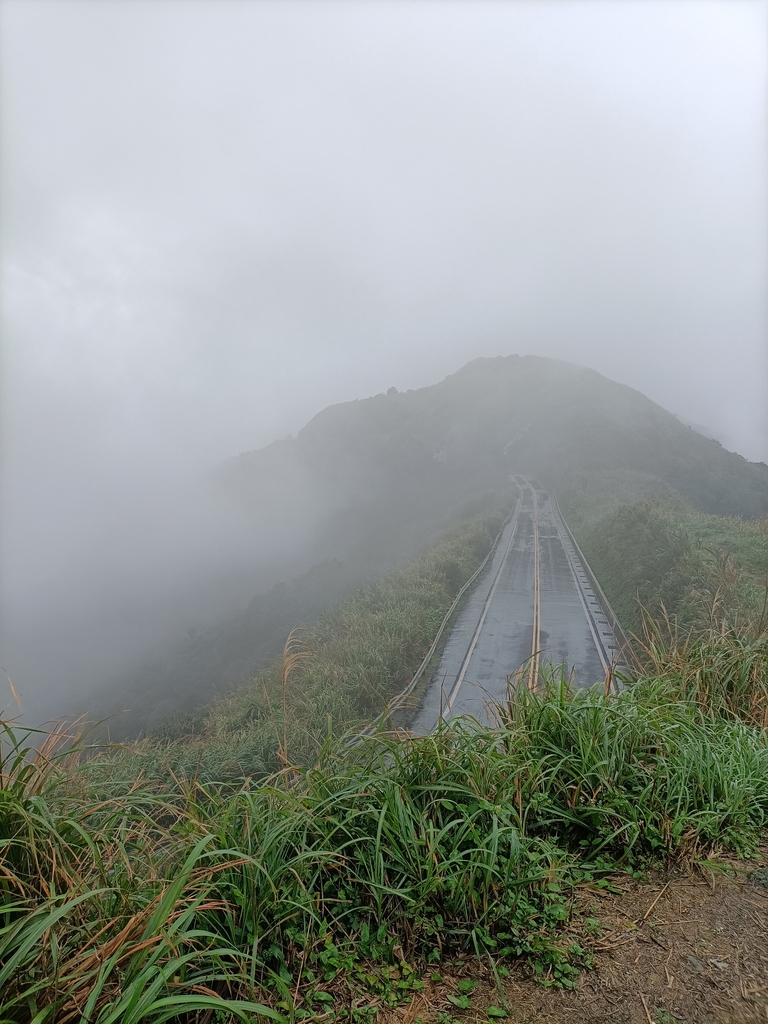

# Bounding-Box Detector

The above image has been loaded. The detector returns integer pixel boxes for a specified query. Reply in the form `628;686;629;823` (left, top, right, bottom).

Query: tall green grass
0;717;283;1023
3;624;767;1021
561;483;768;637
635;616;768;729
498;667;767;858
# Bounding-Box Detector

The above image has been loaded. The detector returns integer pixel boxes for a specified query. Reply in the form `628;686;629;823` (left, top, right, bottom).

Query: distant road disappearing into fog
410;477;630;733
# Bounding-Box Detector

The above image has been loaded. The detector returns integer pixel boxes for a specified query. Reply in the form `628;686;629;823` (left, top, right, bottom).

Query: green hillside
225;356;768;525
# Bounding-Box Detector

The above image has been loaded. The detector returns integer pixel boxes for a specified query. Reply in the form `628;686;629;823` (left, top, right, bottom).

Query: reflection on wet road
410;477;627;732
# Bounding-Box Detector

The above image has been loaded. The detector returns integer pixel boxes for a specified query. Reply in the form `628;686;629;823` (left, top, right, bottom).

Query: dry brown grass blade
3;668;22;711
278;628;311;768
72;908;153;973
640;881;670;924
755;572;768;637
52;891;234;1019
603;662;615;697
639;993;654;1024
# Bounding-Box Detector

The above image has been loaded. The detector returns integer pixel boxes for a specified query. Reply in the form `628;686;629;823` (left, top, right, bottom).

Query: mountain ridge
225;355;768;524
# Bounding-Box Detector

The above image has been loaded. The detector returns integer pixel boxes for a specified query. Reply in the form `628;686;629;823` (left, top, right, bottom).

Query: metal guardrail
349;482;633;747
352;493;521;742
550;494;637;672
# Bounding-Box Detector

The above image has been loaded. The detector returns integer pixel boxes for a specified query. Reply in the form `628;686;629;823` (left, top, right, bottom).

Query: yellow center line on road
443;489;524;715
528;488;541;692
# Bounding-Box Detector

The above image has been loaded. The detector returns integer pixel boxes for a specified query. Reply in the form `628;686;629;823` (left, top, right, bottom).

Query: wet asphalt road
409;478;622;732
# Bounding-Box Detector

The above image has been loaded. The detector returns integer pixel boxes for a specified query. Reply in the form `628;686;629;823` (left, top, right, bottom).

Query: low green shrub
562;483;768;637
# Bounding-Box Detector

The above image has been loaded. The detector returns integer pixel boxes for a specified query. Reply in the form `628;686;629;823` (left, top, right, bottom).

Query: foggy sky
1;0;767;721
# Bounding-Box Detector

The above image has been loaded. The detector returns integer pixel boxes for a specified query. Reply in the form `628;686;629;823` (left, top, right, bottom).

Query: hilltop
225;355;768;526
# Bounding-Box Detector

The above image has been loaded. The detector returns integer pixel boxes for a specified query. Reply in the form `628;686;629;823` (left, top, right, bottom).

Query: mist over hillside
64;355;768;737
226;355;768;524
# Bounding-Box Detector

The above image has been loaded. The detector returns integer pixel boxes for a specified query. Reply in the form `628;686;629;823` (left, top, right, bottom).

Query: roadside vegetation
2;615;767;1022
114;508;506;781
561;469;768;637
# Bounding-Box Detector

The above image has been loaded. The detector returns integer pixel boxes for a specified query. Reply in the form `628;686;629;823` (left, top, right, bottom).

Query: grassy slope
559;469;768;637
83;486;509;740
124;506;507;779
92;557;390;740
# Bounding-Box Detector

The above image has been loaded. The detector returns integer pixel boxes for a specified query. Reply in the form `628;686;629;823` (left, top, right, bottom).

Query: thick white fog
1;0;766;723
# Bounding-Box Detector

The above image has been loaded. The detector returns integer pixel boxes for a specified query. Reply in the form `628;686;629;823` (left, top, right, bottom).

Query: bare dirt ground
384;850;768;1024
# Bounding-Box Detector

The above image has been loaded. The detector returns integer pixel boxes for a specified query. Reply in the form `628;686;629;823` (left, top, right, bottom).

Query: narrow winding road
410;477;629;732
